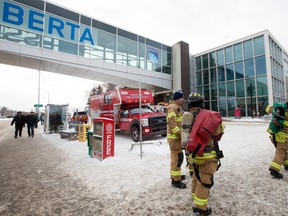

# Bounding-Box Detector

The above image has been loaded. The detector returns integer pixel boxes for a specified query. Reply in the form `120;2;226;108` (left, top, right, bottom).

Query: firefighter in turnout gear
267;101;288;179
187;93;224;216
167;90;186;189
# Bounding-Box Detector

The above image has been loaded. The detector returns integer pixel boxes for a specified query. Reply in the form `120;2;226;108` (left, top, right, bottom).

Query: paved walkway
0;120;107;215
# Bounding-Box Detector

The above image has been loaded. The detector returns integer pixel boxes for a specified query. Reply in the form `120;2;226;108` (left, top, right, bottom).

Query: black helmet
188;92;204;108
172;89;184;101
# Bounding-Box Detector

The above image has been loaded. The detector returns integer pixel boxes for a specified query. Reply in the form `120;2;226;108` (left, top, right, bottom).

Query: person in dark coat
40;112;44;125
10;111;25;138
26;111;37;137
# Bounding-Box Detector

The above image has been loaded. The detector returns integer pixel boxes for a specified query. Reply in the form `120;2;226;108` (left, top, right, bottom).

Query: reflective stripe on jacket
267;111;288;143
167;102;183;140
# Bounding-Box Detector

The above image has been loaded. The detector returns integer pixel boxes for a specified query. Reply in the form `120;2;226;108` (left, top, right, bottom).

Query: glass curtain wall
195;35;268;117
269;36;285;102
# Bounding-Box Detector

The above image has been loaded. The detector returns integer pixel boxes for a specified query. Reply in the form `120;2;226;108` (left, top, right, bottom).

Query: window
138;43;145;69
196;57;202;71
162;50;171;74
217;49;224;66
218;100;227;116
255;56;266;75
218;66;225;82
203;70;209;85
227;99;236;117
258;96;268;116
227;82;235;97
203;54;208;69
246;79;256;97
218;83;226;97
254;36;265;56
196;71;202;86
257;76;268;96
210;68;217;84
236;80;245;97
245;59;254;77
204;86;210;100
117;36;137;66
244;40;253;59
211;101;218;112
211;84;217;100
234;43;243;62
226;64;234;81
235;62;244;79
225;46;233;64
209;52;216;67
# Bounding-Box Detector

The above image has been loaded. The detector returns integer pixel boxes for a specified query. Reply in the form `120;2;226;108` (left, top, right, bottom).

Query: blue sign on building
148;47;159;64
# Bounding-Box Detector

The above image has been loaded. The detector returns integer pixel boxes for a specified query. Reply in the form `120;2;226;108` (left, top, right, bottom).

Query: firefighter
267;101;288;179
187;92;224;216
166;89;186;189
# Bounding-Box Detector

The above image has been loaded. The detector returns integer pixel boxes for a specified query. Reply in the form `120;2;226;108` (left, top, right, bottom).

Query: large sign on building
1;1;94;46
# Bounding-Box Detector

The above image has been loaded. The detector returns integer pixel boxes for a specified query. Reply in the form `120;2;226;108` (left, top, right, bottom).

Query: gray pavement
0;120;107;216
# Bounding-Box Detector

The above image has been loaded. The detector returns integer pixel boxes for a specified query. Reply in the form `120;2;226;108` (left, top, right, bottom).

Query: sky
1;0;288;112
3;117;288;215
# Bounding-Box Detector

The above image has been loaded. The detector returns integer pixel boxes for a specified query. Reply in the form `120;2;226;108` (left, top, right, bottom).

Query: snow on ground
39;117;288;215
2;117;288;215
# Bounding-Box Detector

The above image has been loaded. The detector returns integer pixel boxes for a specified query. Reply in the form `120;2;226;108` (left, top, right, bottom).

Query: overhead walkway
0;0;175;93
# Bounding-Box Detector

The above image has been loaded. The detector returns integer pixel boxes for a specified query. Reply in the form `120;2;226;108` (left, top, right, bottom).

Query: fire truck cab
89;88;167;142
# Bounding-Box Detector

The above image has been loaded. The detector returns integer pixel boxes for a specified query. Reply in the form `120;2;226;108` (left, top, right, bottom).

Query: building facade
192;30;288;117
1;1;288;116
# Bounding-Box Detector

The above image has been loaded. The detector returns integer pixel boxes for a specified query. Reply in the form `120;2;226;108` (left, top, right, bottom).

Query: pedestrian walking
40;112;44;125
26;111;37;137
10;111;25;138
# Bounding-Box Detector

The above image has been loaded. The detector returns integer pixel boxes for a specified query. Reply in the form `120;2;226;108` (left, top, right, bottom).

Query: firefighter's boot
171;180;187;189
181;175;186;180
269;169;283;179
192;207;212;216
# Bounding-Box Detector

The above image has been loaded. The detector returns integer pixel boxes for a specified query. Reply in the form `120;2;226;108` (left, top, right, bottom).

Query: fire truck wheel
131;126;140;142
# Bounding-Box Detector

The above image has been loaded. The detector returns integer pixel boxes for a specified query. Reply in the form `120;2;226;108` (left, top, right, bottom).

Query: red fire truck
89;88;167;142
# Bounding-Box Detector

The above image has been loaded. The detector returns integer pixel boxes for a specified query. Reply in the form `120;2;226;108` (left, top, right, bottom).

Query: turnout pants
191;159;218;210
168;139;184;181
270;142;288;171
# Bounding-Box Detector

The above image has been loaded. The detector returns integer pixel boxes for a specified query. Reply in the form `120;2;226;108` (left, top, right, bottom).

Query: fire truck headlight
141;118;149;126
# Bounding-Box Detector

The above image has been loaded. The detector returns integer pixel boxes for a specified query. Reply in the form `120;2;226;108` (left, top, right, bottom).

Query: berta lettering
2;1;94;45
